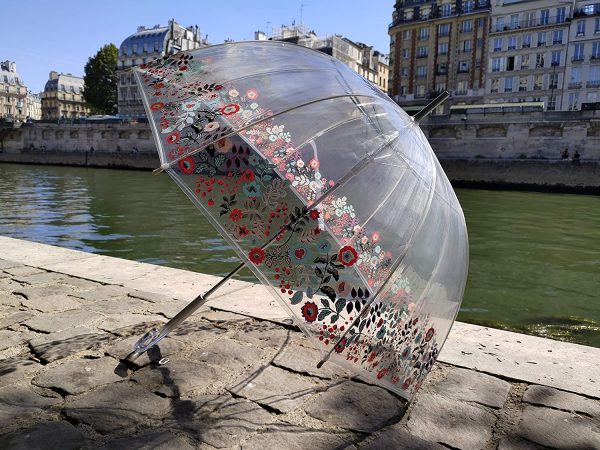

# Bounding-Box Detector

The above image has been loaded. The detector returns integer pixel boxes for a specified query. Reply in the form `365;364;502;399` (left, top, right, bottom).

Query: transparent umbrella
125;41;468;401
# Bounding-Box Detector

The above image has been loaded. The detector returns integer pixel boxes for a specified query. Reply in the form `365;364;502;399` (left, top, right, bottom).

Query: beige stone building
117;20;208;118
562;0;600;110
26;91;42;121
41;71;89;120
388;0;491;112
375;51;390;93
0;61;28;122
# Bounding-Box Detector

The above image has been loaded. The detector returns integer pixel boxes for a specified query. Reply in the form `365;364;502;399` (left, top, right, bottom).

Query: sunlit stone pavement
0;237;599;449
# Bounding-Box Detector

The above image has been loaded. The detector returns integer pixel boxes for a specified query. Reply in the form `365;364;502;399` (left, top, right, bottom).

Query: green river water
1;163;599;346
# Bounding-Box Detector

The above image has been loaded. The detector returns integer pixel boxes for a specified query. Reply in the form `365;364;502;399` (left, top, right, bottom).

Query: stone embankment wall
422;109;600;160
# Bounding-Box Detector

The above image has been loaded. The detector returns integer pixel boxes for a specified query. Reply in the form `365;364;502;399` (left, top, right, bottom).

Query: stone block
0;357;43;388
0;329;27;351
523;384;600;416
88;295;150;314
233;321;298;350
0;292;22;307
24;309;100;333
132;357;222;398
29;327;114;363
432;366;511;409
516;404;600;449
406;393;497;450
32;356;123;395
69;284;130;301
361;428;447;450
4;266;45;277
241;424;354;450
21;294;82;313
273;342;351;379
191;338;265;372
0;384;60;430
13;284;78;300
106;335;186;368
168;320;227;346
0;259;20;270
304;380;407;433
0;310;34;329
97;313;163;334
64;382;171;434
231;365;320;413
0;421;88;450
12;271;69;285
97;431;196;450
169;394;274;448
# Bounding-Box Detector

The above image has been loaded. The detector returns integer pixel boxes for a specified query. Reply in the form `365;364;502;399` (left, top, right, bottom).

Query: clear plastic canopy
134;41;468;400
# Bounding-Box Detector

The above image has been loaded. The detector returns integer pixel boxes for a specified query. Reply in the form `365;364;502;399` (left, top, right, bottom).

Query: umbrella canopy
131;41;468;401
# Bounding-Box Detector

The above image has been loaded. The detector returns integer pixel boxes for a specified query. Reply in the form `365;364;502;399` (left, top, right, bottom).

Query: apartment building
388;0;491;112
117;20;208;118
41;71;89;120
0;61;27;122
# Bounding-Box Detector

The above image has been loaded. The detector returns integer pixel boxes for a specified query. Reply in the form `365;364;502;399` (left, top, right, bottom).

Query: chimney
137;25;146;32
49;71;59;80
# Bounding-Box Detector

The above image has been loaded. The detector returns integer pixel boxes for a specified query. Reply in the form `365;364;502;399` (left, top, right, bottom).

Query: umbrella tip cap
153;163;171;175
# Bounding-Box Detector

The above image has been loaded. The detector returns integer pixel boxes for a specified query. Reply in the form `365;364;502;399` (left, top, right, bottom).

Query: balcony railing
568;81;582;89
389;0;491;28
572;56;585;63
491;15;569;33
586;80;600;87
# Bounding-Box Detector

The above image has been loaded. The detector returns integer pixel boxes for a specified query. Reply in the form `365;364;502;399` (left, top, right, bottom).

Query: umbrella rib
152;93;384;174
125;131;403;362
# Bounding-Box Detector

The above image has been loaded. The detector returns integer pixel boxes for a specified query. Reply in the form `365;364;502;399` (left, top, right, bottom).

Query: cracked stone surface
32;356;123;395
168;394;274;448
0;421;88;450
1;250;599;449
304;380;407;433
406;393;498;450
231;365;321;413
64;382;171;434
432;366;512;409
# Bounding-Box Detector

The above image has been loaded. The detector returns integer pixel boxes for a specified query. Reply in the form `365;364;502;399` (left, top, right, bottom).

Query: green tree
83;44;118;115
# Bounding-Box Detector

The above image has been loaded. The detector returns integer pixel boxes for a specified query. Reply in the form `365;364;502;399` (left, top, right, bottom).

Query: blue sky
1;0;393;93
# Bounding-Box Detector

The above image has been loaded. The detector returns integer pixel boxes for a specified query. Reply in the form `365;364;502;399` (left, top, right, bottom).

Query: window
540;9;549;26
416;66;427;78
596;18;600;34
417;46;428;57
494;38;503;52
506;56;515;71
534;74;543;90
549;72;558;89
570;67;582;83
438;42;449;55
508;36;517;50
510;14;519;29
441;3;451;16
525;12;536;28
552;30;563;45
402;48;410;59
417;85;426;97
419;27;430;40
537;32;546;46
556;7;566;23
436;63;447;75
438;24;449;37
460;20;472;33
504;77;513;92
491;79;499;93
492;58;502;72
522;34;531;48
435;82;446;92
551;51;561;65
568;92;579;110
536;53;545;68
519;76;528;91
456;81;468;95
403;30;411;40
461;40;472;53
458;60;470;72
590;66;600;82
577;21;586;36
521;54;530;70
592;42;600;59
476;38;483;48
463;0;474;13
495;17;505;32
573;44;584;61
477;17;486;28
401;66;409;77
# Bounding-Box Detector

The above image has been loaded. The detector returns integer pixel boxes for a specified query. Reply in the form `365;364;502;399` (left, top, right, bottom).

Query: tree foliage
83;44;118;115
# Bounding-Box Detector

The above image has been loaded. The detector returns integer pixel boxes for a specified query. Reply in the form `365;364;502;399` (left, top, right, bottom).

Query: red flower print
372;232;380;242
241;169;255;182
238;225;250;237
166;132;180;144
220;103;240;116
301;301;319;322
309;210;320;220
248;247;266;264
338;245;358;267
154;82;164;89
367;351;378;363
377;367;389;379
402;377;412;390
150;102;164;110
178;157;195;174
309;158;319;169
425;327;435;342
179;65;187;71
207;199;215;206
214;84;223;91
334;338;347;353
246;88;259;100
229;208;244;222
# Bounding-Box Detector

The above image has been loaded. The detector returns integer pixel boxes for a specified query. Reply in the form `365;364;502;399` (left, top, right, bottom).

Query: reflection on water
1;163;599;346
